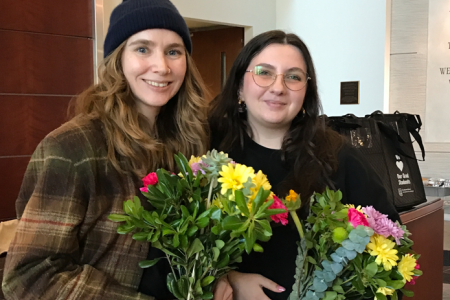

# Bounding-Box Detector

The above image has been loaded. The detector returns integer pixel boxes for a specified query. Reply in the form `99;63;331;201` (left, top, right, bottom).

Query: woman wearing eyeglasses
209;30;400;300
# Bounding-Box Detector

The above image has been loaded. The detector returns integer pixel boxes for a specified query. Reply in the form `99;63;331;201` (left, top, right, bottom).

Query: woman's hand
213;275;233;300
227;271;285;300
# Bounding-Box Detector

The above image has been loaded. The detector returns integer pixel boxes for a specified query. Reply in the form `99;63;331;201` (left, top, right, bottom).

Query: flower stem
290;211;304;239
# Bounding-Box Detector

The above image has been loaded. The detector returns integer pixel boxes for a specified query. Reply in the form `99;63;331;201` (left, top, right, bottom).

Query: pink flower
362;206;405;244
406;262;420;286
269;195;288;225
140;172;158;192
190;162;206;175
348;208;369;228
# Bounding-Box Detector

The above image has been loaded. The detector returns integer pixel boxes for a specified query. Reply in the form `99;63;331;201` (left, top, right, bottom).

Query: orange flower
285;190;298;202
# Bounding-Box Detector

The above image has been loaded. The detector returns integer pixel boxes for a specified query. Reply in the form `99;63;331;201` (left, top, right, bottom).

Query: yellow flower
212;198;224;210
249;170;272;202
397;254;417;282
218;163;255;196
344;204;364;213
188;155;202;165
366;234;399;271
285;190;298;202
375;287;395;299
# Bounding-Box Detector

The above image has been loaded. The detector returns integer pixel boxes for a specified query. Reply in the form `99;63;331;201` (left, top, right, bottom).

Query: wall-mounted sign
340;81;360;105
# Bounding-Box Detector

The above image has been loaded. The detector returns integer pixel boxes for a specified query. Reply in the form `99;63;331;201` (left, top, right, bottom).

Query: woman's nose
149;51;170;75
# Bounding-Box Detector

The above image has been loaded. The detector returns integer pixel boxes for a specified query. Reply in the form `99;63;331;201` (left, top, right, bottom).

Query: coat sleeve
334;145;401;223
2;136;154;300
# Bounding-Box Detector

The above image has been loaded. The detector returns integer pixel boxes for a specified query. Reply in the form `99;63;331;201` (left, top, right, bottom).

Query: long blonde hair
69;41;209;178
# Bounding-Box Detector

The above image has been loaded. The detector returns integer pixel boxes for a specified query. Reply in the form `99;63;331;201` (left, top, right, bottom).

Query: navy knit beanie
103;0;192;58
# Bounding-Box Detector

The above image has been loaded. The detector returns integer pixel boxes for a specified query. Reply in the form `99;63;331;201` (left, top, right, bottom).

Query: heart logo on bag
396;160;403;171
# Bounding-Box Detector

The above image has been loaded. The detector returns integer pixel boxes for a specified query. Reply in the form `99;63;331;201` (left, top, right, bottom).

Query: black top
139;132;401;300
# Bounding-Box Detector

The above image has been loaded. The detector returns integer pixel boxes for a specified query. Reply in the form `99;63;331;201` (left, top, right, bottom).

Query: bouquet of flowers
108;150;287;300
281;188;422;300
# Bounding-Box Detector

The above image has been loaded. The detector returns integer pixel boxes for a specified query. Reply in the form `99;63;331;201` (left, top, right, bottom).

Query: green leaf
253;243;264;252
180;234;188;249
132;231;149;241
332;284;344;294
212;247;220;261
256;219;272;234
181;205;190;218
117;223;135;234
211;207;222;221
222;216;244;230
306;256;317;264
261;208;287;218
201;276;215;287
197;210;211;220
254;198;274;218
400;288;414;297
386;280;405;290
201;292;214;299
162;228;177;236
178;276;190;299
216;253;230;269
215;240;225;249
251;187;270;215
196;217;209;229
173;234;180;247
375;293;387;300
323;291;338;300
375;279;387;287
138;258;162;268
391;291;398;300
234;190;249;217
187;238;204;257
244;229;256;254
108;214;129;222
365;262;378;278
187;225;198;237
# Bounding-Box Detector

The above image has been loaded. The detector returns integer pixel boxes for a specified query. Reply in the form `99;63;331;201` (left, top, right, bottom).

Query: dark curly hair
209;30;344;212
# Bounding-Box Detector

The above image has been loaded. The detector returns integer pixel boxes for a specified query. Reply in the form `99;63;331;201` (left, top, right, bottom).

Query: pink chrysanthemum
363;206;404;244
190;162;206;175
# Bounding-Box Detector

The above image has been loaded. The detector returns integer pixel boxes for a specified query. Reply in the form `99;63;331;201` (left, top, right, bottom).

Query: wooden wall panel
0;0;93;38
0;95;72;156
0;157;30;221
0;30;93;95
0;0;94;221
191;27;244;101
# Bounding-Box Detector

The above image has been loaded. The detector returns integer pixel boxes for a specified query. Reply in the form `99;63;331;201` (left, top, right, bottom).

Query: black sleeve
332;145;401;223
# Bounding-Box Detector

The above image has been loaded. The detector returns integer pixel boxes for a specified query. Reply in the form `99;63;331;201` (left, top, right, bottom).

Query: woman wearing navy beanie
2;1;216;299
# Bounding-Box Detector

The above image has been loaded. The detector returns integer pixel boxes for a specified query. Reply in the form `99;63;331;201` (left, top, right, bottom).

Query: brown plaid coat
2;116;155;300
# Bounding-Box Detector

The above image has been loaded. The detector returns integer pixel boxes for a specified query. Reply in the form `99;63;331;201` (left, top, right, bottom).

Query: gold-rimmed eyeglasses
246;65;311;91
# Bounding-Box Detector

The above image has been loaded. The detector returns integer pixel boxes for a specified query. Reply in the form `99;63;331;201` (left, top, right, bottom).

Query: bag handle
368;111;425;161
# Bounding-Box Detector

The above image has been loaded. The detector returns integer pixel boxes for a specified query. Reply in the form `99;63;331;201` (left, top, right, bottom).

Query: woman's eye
136;47;147;54
168;49;182;56
286;74;302;81
256;70;272;76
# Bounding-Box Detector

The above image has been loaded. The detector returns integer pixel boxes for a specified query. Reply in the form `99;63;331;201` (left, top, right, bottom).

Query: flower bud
332;227;348;243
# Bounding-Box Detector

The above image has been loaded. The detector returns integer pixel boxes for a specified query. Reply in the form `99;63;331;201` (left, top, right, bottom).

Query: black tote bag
328;112;426;211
